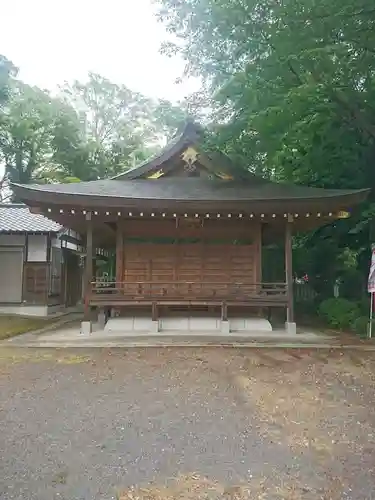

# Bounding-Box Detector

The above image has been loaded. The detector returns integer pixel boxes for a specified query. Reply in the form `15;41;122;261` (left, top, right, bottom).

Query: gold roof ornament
337;210;350;219
148;169;163;179
181;147;198;173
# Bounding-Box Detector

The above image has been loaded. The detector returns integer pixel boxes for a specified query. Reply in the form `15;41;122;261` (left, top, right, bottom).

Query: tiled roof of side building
0;204;62;233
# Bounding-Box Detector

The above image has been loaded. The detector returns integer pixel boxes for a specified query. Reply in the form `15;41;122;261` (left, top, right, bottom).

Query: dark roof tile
12;178;369;202
0;204;62;233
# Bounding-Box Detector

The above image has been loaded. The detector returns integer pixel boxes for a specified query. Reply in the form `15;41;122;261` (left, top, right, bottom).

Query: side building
0;204;83;316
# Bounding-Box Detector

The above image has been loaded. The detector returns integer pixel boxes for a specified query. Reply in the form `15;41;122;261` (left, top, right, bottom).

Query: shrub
358;296;370;315
318;297;360;330
351;316;370;337
339;269;364;300
295;300;317;316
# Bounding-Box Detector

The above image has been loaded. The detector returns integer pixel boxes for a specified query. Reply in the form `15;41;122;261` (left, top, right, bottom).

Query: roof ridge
112;119;203;181
0;203;27;208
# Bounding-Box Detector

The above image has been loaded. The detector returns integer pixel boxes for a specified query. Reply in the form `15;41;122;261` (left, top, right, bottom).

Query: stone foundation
104;316;273;335
285;321;297;335
80;321;92;335
0;304;64;317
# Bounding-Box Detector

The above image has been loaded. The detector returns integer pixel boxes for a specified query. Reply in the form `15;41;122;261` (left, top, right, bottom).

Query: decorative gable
181;146;198;174
114;120;243;181
146;147;234;180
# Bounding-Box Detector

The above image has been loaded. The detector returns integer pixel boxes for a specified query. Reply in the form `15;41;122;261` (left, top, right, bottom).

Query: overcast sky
0;0;199;102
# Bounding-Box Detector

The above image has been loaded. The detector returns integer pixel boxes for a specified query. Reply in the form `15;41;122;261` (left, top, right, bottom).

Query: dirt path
0;347;374;499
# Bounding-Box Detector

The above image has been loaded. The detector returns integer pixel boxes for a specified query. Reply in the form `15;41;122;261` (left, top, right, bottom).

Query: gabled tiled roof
10;178;369;202
0;204;62;233
10;119;370;213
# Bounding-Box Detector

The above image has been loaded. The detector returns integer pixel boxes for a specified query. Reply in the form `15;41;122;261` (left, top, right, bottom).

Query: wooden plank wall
118;218;262;299
122;244;256;285
23;262;49;304
23;262;63;305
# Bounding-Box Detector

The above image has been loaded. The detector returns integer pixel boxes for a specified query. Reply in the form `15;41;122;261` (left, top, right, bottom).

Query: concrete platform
2;321;338;348
104;316;272;334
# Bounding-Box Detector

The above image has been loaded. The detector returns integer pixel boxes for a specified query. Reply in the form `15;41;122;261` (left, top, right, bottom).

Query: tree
156;0;375;166
0;68;189;198
0;52;190;200
147;98;187;141
0;82;62;199
0;67;190;200
0;80;93;198
155;0;375;294
60;73;188;178
0;54;18;198
0;54;17;108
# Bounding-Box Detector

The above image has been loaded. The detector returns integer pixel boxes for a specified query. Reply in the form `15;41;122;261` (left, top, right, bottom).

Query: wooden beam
120;219;258;240
28;206;42;214
84;212;93;322
285;217;294;323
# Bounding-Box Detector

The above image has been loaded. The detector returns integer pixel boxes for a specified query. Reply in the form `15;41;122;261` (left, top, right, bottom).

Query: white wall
0;234;25;246
62;240;80;251
27;234;48;262
58;231;81;252
51;237;62;248
0;233;73;262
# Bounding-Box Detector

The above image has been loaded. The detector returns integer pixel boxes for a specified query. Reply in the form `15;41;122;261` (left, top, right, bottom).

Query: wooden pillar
221;301;228;321
256;223;263;317
92;255;97;281
255;223;262;285
63;249;68;307
152;301;158;321
116;221;123;285
285;215;294;323
221;300;230;334
84;212;93;322
46;234;52;304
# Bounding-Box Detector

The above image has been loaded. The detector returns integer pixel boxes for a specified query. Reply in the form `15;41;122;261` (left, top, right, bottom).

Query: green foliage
0;82;62;190
339;269;365;301
294;299;318;318
155;0;375;297
0;65;188;199
318;298;360;330
58;73;188;180
358;296;370;316
0;54;17;108
350;316;371;337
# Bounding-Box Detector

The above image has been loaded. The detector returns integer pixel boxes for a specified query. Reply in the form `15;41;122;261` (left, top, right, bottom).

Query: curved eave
12;183;370;213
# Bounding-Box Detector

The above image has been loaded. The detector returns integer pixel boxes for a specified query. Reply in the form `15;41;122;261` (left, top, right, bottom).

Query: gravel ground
0;347;375;500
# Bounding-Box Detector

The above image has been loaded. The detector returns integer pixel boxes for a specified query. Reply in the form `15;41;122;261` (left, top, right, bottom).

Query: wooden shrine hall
13;121;369;335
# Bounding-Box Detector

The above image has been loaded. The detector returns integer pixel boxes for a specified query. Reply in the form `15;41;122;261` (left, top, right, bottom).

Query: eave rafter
43;208;347;219
33;205;351;235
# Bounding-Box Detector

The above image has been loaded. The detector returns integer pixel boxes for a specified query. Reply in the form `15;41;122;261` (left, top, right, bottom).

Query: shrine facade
13;121;369;335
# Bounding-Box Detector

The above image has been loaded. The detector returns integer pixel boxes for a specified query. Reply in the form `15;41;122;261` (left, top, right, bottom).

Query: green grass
0;314;59;340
